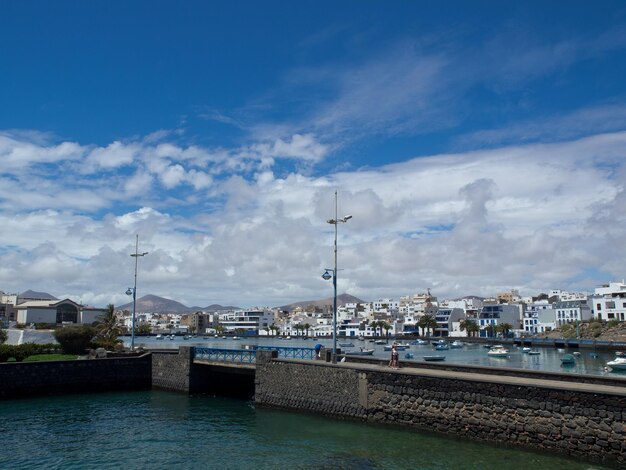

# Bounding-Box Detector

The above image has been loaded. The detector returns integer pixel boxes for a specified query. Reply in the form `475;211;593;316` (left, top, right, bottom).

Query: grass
18;354;79;362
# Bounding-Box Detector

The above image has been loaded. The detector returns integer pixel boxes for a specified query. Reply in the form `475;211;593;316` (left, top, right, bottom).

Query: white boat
435;343;449;351
528;350;540;355
411;339;428;345
487;345;509;358
344;348;375;356
450;340;464;348
606;357;626;370
384;344;410;351
374;340;386;345
156;334;163;340
521;347;531;353
423;355;446;361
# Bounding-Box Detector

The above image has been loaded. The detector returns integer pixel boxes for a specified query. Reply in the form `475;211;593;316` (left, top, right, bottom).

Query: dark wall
255;359;626;468
0;354;151;400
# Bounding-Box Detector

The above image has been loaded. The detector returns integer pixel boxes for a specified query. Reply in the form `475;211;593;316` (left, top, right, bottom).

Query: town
3;281;625;340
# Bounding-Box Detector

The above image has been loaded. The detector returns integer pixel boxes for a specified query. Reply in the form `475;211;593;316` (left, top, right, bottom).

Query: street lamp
322;190;352;363
126;234;148;350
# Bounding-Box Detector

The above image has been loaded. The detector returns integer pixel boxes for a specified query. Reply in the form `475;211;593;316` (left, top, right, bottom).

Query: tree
497;323;513;338
303;323;311;337
369;320;381;337
93;304;122;349
0;325;7;344
418;315;438;337
54;325;96;354
381;321;391;339
459;319;480;338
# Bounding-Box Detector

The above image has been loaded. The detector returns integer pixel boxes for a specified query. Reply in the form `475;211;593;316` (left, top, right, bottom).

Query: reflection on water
0;391;613;470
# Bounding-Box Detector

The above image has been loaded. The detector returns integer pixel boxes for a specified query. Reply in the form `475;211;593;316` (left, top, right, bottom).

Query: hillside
279;293;365;312
118;294;240;313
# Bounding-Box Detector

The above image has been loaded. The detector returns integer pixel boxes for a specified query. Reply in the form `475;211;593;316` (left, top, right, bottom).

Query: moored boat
450;340;464;348
384;343;410;351
156;334;163;340
561;353;576;365
521;347;531;353
528;350;540;355
339;342;355;348
606;357;626;370
411;339;428;345
487;345;509;358
423;355;446;361
435;343;449;350
344;348;375;356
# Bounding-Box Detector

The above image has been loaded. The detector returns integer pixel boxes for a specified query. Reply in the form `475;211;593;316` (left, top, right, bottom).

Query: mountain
279;293;365;312
118;294;241;314
19;290;58;301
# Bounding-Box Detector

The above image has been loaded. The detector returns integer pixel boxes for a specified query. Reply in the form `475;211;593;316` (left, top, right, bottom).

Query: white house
15;299;106;325
591;281;626;322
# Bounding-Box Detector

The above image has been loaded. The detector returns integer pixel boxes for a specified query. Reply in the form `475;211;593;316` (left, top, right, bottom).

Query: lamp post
126;234;148;350
322;190;352;363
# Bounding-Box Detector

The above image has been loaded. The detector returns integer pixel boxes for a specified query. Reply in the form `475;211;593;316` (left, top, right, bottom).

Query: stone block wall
0;354;151;399
255;360;626;467
151;347;195;393
255;360;368;419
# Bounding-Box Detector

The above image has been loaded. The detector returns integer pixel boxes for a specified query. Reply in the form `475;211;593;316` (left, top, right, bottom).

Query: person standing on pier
389;343;399;369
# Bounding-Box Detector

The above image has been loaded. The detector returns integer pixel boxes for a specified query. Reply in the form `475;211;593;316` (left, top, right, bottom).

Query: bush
0;327;7;344
53;326;96;355
607;319;621;328
0;344;11;362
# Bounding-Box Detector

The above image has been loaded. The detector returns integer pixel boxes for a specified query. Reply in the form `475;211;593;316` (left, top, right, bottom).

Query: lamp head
322;270;332;281
343;215;352;222
126;288;133;296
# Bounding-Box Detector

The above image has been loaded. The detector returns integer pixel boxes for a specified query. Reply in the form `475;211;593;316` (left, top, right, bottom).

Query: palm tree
369;320;380;337
303;323;311;337
94;304;122;349
497;322;513;338
459;319;480;338
419;314;438;337
381;321;391;341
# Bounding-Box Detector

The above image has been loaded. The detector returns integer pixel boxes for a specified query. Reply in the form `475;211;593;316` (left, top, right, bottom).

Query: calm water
0;390;613;470
125;335;626;377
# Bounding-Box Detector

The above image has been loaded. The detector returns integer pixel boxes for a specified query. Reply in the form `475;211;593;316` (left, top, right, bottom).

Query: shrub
0;327;7;344
0;344;11;362
53;326;96;355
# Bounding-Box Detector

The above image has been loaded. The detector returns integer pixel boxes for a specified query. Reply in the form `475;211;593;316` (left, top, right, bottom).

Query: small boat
432;339;447;347
168;335;175;340
374;340;386;345
573;351;581;356
339;342;355;348
232;336;240;340
606;357;626;370
411;339;428;345
384;344;410;351
435;343;449;350
156;334;163;340
483;344;493;349
423;355;446;361
405;352;415;359
521;347;531;353
487;345;509;357
344;348;375;356
528;350;541;356
450;340;464;348
615;351;625;357
561;354;576;365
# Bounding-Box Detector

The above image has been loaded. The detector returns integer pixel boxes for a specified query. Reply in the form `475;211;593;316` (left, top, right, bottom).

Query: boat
450;340;464;348
168;335;175;340
423;355;446;361
156;334;163;340
521;347;531;353
606;357;626;370
374;340;386;345
483;344;493;349
339;342;355;348
561;354;576;365
232;336;240;340
432;339;447;346
384;344;410;351
435;343;449;350
528;350;541;356
487;345;509;358
344;348;375;356
411;339;428;345
405;353;415;359
615;351;625;357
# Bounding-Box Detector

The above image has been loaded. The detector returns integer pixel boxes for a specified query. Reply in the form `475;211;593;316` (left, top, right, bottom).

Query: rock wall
0;354;151;399
151;347;195;392
255;360;626;468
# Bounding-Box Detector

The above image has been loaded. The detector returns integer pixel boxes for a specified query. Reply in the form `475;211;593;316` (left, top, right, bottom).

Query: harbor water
125;335;626;377
0;390;613;470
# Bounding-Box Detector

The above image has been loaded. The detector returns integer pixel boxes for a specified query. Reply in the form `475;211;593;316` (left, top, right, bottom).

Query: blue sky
2;1;626;308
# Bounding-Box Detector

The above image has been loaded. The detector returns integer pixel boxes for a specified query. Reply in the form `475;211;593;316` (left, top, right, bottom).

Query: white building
591;281;626;322
523;301;554;334
554;300;592;326
219;309;274;334
15;299;105;325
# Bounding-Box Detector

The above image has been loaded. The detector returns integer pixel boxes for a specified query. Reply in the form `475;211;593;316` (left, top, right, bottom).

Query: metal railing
194;347;256;363
256;346;316;360
193;346;317;364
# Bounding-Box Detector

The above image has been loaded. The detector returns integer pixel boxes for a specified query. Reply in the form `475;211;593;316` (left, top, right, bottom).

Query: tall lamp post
126;234;148;350
322;190;352;363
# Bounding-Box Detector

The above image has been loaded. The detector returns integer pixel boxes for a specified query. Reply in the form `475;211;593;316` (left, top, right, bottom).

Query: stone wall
0;354;151;399
255;359;626;468
151;347;195;393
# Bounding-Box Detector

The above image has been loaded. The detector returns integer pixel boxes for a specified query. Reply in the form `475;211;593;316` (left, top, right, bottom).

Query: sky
2;1;626;309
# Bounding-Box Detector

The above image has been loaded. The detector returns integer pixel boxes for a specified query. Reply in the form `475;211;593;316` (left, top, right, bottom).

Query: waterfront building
434;308;465;337
478;304;522;337
554;300;592;327
15;298;106;326
523;301;554;334
219;309;274;335
591;281;626;322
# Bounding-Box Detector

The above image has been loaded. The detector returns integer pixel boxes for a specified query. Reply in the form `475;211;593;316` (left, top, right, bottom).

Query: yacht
487;345;509;358
606;357;626;370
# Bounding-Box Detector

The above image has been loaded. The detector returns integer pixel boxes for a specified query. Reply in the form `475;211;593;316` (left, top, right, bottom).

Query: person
389;343;399;369
314;343;323;360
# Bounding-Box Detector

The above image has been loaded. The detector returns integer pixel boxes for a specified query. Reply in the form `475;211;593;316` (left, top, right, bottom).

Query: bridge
193;346;317;366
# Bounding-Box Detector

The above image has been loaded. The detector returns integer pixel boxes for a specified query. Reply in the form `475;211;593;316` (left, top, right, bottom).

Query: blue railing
194;347;256;363
193;346;317;364
256;346;316;360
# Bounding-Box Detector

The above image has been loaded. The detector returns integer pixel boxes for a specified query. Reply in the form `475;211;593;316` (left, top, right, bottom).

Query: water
126;335;626;377
0;390;613;470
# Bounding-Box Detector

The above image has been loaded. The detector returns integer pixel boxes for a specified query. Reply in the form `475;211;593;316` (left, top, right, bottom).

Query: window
606;301;616;309
597;303;601;310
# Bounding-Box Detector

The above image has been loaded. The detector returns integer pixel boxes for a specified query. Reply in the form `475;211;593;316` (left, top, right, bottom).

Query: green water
0;391;611;470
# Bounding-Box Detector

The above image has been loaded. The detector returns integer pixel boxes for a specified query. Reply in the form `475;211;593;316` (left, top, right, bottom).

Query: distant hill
279;293;365;312
19;290;58;301
118;294;240;314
